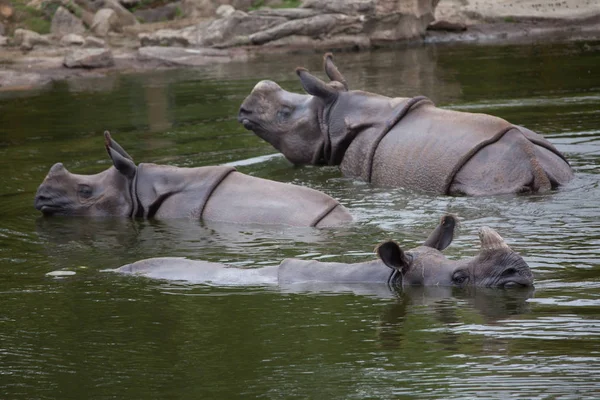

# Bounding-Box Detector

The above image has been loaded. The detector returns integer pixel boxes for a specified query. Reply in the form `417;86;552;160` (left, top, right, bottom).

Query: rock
51;6;86;37
0;35;7;46
91;8;119;37
60;33;85;46
249;8;320;20
263;33;371;50
134;2;181;23
216;5;235;18
301;0;375;16
138;46;247;66
249;13;363;45
83;35;106;48
13;29;51;51
427;19;467;32
0;3;14;19
46;270;76;277
63;48;114;68
0;22;5;36
199;10;286;47
96;0;139;27
0;70;52;90
139;25;198;47
181;0;214;18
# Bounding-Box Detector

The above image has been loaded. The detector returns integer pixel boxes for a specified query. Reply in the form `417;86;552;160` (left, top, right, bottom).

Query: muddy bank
1;0;599;91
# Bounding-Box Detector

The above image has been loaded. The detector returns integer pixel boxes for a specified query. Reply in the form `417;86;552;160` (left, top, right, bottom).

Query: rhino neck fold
339;96;433;182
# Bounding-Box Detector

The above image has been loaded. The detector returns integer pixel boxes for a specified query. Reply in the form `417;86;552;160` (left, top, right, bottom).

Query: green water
1;42;599;399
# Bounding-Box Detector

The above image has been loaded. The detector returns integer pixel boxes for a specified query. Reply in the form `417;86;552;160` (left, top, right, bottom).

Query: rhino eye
277;106;292;119
78;184;93;199
452;271;469;286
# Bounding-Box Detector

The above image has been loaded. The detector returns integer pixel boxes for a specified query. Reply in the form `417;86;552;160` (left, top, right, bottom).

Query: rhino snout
238;106;254;130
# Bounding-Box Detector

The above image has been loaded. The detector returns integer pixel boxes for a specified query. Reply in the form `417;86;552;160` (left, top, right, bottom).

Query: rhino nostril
239;106;252;116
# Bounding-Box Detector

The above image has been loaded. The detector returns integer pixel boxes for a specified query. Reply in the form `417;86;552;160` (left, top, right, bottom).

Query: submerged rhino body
238;53;573;196
116;215;534;289
34;132;352;227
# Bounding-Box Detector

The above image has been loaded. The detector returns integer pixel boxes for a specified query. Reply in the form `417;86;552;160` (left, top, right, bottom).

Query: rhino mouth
238;107;259;132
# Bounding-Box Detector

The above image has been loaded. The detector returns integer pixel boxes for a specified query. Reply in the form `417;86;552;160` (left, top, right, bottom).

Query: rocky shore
0;0;599;91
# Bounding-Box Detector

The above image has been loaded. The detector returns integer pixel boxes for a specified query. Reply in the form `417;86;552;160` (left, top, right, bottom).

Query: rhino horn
104;131;136;179
323;53;348;91
478;226;511;251
295;67;339;102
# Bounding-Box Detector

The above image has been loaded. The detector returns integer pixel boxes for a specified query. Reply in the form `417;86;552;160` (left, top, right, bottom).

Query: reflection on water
1;41;600;398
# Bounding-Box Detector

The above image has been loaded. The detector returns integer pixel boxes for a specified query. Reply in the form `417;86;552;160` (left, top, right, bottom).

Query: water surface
1;41;600;399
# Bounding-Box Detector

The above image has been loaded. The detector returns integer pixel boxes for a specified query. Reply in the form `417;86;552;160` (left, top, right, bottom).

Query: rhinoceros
115;215;534;289
34;131;352;227
238;53;573;196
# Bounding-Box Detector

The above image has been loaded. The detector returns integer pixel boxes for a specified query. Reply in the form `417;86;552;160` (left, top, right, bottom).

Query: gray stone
249;8;320;20
134;2;181;23
13;29;51;51
181;0;214;18
60;33;86;46
199;10;287;47
51;6;86;37
0;35;7;47
119;0;140;7
427;19;467;32
216;5;235;18
63;48;115;68
302;0;375;15
83;36;106;48
249;13;363;45
0;70;52;90
139;26;198;47
96;0;139;27
91;8;119;37
0;22;5;36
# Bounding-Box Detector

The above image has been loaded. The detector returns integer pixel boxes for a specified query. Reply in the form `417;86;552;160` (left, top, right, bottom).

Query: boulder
13;29;51;51
119;0;140;7
91;8;119;37
427;19;466;32
0;21;5;36
301;0;375;15
198;10;286;46
181;0;215;18
63;48;114;68
0;35;7;46
0;70;52;90
83;35;106;47
60;33;85;46
50;6;86;37
95;0;139;27
139;25;198;47
134;2;181;23
248;13;363;45
216;5;235;18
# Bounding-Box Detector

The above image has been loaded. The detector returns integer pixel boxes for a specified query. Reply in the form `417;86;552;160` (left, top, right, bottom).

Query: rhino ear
323;53;348;91
296;67;338;102
104;131;134;161
376;241;410;273
423;214;457;251
104;132;136;179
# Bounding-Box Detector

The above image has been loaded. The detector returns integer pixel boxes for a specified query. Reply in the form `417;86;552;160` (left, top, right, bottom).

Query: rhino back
277;259;390;284
349;104;513;192
203;171;351;227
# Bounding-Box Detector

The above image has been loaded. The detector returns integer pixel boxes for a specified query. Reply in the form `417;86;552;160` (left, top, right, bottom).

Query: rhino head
34;132;137;217
239;53;369;165
376;215;534;288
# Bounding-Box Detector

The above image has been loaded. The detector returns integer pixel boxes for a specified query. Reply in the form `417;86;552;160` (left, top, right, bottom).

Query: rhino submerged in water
34;131;352;227
238;53;573;196
115;215;534;289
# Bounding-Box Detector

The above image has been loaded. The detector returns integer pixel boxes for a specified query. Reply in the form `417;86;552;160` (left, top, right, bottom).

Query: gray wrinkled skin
115;215;534;289
34;131;352;227
238;53;573;196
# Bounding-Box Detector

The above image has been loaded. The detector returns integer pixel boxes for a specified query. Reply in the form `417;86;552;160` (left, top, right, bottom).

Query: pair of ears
104;131;136;179
296;53;349;102
376;214;458;272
